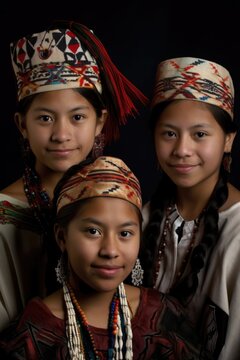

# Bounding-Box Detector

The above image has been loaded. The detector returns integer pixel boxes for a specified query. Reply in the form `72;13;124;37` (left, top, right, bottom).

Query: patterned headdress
56;156;142;213
151;57;234;119
10;21;148;142
11;28;102;98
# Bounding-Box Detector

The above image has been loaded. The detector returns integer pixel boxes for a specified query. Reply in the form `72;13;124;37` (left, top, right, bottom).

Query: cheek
123;241;140;265
67;244;91;274
155;141;170;162
75;126;96;148
27;127;47;146
200;141;225;162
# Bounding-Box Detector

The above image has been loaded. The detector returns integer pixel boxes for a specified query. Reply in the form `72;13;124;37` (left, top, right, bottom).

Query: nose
99;233;119;259
173;134;193;157
51;119;71;142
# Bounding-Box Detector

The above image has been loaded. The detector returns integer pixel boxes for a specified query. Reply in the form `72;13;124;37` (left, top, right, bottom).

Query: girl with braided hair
0;20;147;331
140;57;240;359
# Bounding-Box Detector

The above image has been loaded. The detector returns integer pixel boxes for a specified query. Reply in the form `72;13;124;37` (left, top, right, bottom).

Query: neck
76;290;118;328
35;165;65;200
176;179;218;220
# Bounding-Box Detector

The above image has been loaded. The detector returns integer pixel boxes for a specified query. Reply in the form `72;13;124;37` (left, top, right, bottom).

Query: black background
1;0;239;204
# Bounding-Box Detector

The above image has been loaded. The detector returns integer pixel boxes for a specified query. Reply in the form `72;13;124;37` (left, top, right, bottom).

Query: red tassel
66;21;149;142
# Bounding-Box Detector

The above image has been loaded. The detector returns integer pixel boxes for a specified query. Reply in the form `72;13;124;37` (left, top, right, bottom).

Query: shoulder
220;183;240;211
0;297;66;358
43;290;65;320
1;179;27;203
132;289;202;358
138;287;188;316
135;287;199;330
0;297;65;338
0;190;39;231
133;287;173;322
6;297;64;332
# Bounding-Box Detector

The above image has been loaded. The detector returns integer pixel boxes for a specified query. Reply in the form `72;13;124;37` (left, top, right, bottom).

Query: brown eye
73;114;84;121
120;231;131;238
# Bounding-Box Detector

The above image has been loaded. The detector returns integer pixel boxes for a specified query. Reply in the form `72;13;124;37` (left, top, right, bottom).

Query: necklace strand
153;204;203;289
23;164;52;236
66;282;124;360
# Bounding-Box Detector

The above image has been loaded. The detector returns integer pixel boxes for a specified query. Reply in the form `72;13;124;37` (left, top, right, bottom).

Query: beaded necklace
23;164;52;237
153;204;204;289
65;281;132;359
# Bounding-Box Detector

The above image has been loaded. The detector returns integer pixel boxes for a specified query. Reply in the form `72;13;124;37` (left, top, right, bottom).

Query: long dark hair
141;101;237;304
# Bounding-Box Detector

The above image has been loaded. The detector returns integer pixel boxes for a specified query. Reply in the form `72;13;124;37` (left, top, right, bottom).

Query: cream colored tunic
0;194;46;331
143;202;240;360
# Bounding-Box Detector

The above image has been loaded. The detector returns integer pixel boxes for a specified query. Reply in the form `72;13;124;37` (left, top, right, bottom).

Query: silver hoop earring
131;258;144;286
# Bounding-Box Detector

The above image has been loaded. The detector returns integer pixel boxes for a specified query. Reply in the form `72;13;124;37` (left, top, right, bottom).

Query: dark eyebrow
81;217;139;228
159;123;213;130
32;105;90;113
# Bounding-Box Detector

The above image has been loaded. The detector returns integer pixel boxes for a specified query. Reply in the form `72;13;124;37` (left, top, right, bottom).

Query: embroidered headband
151;57;234;119
10;21;148;143
10;28;102;100
56;156;142;213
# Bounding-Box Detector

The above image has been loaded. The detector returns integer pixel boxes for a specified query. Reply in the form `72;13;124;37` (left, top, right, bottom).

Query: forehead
74;197;141;221
157;100;219;126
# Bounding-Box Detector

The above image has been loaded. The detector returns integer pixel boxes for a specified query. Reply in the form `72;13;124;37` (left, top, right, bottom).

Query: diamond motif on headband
10;28;102;100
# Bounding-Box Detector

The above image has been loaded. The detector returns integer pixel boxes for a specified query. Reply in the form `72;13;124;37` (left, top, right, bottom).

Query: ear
15;113;27;138
224;132;236;153
54;223;67;253
95;109;108;136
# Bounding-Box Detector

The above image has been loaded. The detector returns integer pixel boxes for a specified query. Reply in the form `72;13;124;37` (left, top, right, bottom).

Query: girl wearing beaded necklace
0;21;147;331
0;156;204;359
141;57;240;359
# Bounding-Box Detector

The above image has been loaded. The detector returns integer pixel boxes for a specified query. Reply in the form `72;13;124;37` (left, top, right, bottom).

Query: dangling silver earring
131;258;144;286
55;253;67;284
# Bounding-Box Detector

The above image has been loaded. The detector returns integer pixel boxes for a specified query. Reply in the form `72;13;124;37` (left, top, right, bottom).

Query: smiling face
154;100;235;192
16;89;106;177
55;197;141;293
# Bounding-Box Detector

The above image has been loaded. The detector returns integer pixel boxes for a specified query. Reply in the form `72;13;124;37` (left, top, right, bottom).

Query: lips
47;148;76;157
93;264;122;270
170;164;196;168
92;264;123;277
48;148;74;152
170;164;197;174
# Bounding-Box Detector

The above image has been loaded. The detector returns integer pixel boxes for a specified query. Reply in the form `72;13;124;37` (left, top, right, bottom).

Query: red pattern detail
67;40;80;54
0;289;204;359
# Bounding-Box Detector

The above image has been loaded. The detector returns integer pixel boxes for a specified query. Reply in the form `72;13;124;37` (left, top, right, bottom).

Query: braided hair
141;102;237;304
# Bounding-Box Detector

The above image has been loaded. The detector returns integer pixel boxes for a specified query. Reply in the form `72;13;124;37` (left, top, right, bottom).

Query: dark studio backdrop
1;0;239;204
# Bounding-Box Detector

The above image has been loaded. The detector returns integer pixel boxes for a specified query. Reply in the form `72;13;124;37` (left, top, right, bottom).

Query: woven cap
57;156;142;213
151;57;234;119
10;28;102;101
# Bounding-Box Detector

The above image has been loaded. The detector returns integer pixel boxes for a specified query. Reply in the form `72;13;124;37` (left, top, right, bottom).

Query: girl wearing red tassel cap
0;20;148;331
